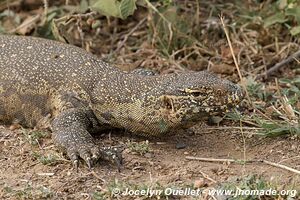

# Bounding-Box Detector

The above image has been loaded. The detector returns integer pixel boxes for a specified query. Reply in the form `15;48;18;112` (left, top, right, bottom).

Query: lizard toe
90;146;101;160
67;149;80;171
86;157;92;169
73;160;79;172
78;146;98;169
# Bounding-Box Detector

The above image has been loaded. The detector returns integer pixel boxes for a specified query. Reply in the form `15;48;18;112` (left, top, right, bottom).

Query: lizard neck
90;72;177;135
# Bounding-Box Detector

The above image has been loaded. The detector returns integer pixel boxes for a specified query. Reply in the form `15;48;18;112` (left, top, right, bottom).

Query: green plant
221;175;298;199
22;130;49;146
264;0;300;35
226;76;300;137
31;152;59;165
127;140;151;155
89;0;137;19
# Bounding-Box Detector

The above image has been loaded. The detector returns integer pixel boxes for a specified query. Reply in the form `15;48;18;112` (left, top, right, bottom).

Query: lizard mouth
225;84;245;107
198;89;245;114
197;105;240;117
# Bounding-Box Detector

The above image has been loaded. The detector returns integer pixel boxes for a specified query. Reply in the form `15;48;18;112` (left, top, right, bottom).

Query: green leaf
278;0;287;10
285;6;300;23
290;25;300;35
90;0;137;19
47;11;58;22
119;0;136;19
264;12;287;27
80;0;89;13
90;0;121;18
266;126;290;136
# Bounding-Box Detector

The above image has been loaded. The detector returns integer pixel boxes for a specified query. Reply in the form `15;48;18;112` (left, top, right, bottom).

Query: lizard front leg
51;108;122;170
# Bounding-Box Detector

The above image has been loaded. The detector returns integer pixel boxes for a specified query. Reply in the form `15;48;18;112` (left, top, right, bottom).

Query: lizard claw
86;158;92;169
64;143;124;170
53;126;123;170
78;149;94;169
73;160;79;172
62;140;101;169
115;156;122;172
67;150;80;171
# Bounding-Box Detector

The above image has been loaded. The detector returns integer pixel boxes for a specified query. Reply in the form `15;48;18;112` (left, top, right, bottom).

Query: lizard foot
53;128;123;171
52;108;123;170
53;131;99;169
65;141;100;170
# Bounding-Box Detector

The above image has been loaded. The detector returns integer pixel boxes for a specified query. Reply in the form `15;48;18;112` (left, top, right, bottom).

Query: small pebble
144;153;152;158
9;124;21;130
207;116;223;125
176;142;187;149
194;178;206;188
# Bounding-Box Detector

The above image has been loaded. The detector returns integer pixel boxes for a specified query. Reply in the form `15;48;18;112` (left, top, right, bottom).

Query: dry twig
186;156;300;175
8;14;41;33
220;14;253;108
256;49;300;80
115;17;147;53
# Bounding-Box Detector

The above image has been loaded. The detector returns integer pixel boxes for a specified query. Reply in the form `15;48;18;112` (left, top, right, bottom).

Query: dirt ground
0;122;299;199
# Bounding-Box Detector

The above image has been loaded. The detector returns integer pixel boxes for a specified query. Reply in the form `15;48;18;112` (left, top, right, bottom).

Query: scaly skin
0;35;244;169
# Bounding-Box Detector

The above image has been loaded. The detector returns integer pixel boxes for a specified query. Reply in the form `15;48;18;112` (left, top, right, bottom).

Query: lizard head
147;71;245;131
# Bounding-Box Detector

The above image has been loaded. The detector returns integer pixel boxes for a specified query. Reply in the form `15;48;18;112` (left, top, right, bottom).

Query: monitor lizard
0;35;245;169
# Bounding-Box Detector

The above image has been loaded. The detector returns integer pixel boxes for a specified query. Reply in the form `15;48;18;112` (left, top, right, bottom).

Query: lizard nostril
191;92;201;97
216;89;222;95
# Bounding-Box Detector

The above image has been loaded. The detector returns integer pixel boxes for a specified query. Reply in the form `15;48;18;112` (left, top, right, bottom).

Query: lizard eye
180;88;202;97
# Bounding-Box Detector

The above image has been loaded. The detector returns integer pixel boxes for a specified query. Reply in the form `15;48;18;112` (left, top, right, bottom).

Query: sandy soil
0;123;299;199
